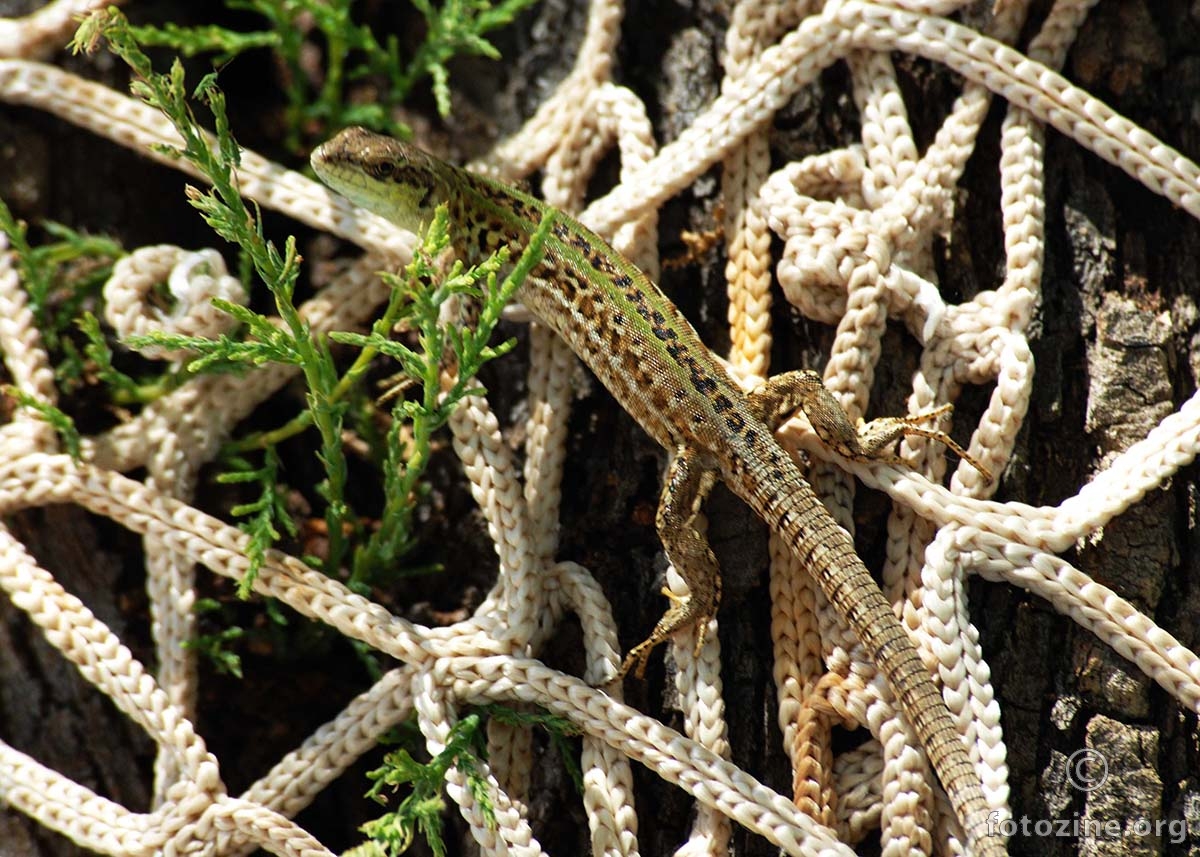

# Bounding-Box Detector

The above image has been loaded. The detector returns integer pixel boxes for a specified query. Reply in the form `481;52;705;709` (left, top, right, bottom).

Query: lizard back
311;128;1004;856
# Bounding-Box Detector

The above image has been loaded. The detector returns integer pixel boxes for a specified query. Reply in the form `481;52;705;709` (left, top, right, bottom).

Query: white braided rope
0;0;1198;855
0;234;58;455
105;246;246;360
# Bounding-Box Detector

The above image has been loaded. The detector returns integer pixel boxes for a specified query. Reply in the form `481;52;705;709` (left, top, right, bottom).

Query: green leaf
217;448;298;598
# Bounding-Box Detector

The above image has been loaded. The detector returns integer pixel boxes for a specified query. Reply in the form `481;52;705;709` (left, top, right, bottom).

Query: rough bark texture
1;1;1198;856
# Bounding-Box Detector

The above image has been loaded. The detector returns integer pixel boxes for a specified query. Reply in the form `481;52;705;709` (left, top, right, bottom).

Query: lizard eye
364;160;391;181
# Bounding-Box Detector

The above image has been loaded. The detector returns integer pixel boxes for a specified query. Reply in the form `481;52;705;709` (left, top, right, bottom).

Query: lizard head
311;126;453;234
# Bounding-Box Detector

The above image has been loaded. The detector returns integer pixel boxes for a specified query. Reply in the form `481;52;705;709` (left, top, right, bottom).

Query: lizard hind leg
854;406;993;481
748;371;992;481
746;369;867;453
612;446;720;682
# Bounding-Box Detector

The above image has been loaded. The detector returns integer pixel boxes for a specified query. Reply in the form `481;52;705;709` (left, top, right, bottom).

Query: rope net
0;0;1197;855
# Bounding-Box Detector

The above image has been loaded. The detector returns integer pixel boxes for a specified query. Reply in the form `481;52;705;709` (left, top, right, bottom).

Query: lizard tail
744;463;1005;857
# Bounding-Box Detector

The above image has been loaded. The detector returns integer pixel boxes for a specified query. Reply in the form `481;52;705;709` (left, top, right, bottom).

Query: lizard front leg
748;369;991;480
613;446;720;681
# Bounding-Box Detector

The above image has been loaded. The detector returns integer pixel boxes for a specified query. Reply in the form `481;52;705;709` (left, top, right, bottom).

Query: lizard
311;126;1004;856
